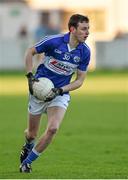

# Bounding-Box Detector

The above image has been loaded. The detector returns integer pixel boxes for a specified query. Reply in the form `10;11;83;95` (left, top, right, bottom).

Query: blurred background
0;0;128;71
0;1;128;178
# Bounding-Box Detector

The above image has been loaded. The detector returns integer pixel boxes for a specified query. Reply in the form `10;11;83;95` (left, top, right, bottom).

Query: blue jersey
34;33;90;88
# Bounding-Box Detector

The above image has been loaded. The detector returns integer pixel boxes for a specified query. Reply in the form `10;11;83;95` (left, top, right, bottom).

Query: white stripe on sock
32;148;41;156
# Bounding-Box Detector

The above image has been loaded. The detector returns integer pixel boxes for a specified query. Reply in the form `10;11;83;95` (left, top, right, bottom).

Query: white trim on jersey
35;34;64;47
67;43;76;52
83;42;90;50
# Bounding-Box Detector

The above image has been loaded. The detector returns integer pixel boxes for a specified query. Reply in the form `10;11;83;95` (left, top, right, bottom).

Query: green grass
0;92;128;178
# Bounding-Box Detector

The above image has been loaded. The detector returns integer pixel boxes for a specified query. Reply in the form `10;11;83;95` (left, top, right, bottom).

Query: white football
33;77;54;101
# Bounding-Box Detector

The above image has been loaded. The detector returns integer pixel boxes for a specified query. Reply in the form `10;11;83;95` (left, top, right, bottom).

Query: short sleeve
78;50;91;71
34;36;51;53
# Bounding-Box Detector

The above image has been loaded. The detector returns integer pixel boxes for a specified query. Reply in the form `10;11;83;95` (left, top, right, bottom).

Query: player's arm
25;47;37;73
25;47;39;95
45;70;87;102
61;48;90;93
25;37;51;95
62;69;87;92
25;36;52;73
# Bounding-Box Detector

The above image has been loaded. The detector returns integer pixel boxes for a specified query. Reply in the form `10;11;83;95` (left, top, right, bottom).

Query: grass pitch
0;71;128;179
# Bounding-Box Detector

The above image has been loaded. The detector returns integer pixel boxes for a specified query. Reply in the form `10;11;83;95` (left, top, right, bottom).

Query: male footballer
20;14;91;172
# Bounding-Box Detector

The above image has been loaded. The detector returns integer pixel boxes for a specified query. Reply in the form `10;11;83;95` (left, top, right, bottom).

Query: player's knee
47;127;58;135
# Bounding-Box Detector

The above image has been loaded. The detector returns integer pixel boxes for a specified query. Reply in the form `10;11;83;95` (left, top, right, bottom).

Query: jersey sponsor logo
44;56;77;76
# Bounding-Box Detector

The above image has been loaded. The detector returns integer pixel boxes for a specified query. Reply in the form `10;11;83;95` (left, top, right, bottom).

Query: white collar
67;43;76;52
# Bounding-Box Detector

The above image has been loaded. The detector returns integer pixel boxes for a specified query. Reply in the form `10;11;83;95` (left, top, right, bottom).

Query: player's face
73;22;89;43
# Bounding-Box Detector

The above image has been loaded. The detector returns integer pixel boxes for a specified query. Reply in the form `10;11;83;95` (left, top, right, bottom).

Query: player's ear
69;26;75;33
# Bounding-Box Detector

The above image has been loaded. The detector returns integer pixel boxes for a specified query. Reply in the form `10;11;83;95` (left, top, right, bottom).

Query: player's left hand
26;72;39;95
44;88;63;102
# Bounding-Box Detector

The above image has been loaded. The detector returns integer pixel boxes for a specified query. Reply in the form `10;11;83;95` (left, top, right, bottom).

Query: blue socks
25;138;35;151
24;142;34;151
22;148;40;165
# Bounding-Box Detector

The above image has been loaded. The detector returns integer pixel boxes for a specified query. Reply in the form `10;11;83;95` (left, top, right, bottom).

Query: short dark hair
68;14;89;30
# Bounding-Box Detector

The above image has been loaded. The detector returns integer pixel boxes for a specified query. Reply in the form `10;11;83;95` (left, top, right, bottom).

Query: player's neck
69;34;79;49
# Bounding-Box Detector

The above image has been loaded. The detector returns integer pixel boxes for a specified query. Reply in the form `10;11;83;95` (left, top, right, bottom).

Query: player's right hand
26;72;39;95
44;88;63;102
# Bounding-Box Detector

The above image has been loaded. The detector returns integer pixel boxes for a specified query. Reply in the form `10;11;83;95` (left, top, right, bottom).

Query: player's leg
25;113;42;142
35;106;66;152
20;95;70;173
20;113;41;163
20;93;45;165
20;106;66;170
